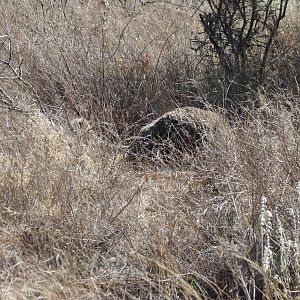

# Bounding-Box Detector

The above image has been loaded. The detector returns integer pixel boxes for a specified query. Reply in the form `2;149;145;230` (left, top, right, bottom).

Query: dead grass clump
0;98;300;298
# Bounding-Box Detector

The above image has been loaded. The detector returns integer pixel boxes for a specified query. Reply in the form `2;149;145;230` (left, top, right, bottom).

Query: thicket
0;0;299;299
192;0;290;110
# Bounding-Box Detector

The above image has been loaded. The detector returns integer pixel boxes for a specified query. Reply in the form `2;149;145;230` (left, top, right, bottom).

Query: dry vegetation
0;0;299;299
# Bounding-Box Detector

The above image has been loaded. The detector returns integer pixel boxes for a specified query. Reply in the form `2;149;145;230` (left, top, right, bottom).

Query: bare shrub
192;0;290;109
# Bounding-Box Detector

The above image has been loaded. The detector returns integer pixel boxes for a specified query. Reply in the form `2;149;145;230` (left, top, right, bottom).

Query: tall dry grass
0;0;299;299
0;0;202;136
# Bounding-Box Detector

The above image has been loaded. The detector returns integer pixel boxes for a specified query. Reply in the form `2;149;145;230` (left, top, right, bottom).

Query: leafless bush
192;0;290;109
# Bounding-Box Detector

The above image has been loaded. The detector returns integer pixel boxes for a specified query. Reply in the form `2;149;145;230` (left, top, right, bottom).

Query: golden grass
0;0;299;299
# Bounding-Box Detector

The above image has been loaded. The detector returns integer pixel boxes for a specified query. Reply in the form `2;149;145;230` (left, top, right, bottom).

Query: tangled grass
0;0;299;299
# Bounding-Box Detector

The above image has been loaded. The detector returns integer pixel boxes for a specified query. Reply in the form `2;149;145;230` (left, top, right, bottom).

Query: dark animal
126;106;230;163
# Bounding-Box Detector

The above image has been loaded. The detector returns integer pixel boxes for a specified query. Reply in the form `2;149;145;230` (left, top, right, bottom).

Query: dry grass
0;0;299;299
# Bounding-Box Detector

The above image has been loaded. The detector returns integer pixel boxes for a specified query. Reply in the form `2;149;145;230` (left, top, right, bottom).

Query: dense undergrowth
0;0;299;299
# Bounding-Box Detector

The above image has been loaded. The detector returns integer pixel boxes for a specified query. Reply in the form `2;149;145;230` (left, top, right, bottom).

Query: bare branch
0;34;23;80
